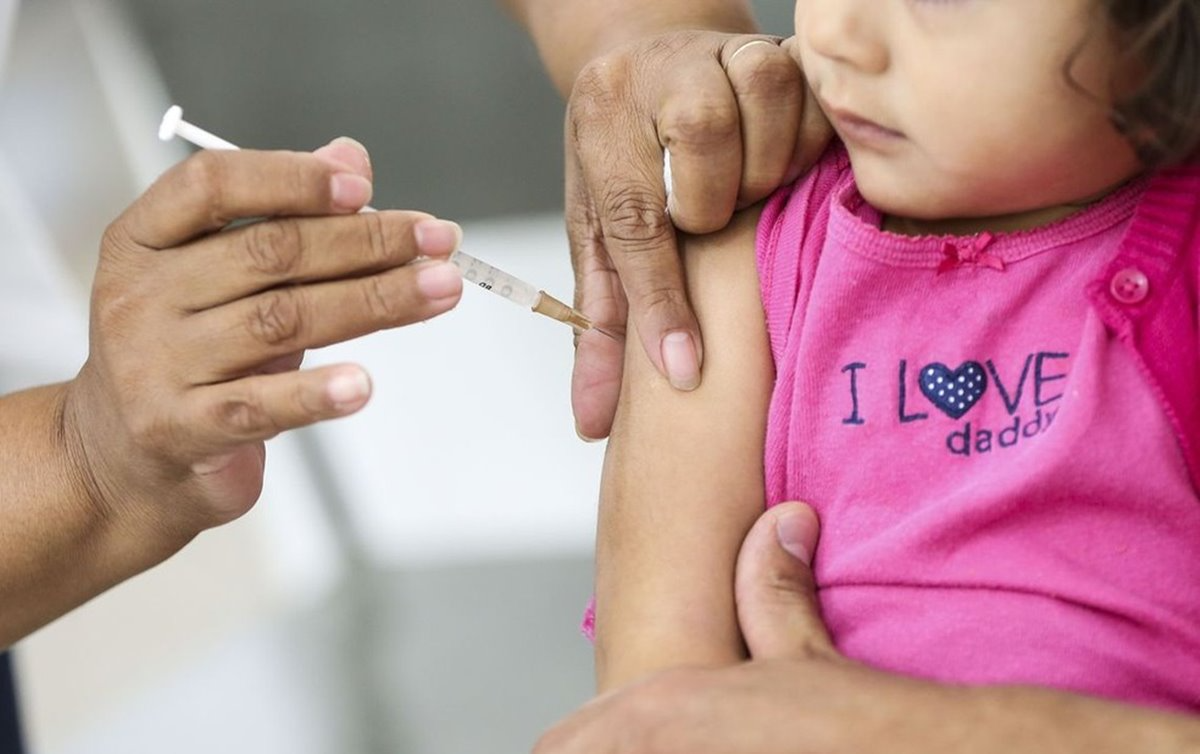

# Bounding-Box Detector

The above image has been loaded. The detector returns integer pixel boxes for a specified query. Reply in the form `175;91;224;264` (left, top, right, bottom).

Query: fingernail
661;331;700;391
331;173;372;211
313;138;370;177
414;219;463;257
331;136;371;166
327;368;371;409
776;508;818;566
416;261;463;300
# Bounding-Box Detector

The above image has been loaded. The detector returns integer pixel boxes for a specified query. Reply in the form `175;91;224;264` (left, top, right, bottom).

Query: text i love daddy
839;351;1067;457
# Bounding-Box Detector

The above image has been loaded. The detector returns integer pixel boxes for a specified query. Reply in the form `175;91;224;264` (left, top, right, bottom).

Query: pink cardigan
755;148;1200;709
1088;165;1200;490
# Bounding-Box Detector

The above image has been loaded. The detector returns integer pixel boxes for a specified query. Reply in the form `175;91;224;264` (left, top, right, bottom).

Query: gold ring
724;39;777;72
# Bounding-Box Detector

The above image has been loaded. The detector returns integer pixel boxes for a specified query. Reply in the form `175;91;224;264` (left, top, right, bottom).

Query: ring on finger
724;39;778;72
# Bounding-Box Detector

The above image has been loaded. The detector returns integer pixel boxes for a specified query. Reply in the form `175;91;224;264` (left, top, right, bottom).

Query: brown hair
1101;0;1200;166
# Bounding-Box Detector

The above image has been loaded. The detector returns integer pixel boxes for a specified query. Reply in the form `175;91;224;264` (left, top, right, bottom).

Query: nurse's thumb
734;502;838;661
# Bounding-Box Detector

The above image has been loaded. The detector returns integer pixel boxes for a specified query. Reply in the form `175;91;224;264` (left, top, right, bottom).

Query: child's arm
593;207;774;691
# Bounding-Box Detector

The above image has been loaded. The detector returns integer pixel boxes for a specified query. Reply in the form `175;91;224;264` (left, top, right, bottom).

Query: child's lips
825;106;905;145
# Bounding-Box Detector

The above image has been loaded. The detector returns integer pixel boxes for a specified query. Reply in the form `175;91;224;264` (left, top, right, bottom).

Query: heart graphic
919;362;988;419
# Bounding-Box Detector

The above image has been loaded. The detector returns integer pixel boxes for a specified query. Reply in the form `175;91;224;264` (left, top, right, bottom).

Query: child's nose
802;0;889;75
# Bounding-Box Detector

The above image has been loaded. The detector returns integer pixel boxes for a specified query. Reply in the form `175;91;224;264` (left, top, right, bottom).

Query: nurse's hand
63;139;463;540
566;32;832;439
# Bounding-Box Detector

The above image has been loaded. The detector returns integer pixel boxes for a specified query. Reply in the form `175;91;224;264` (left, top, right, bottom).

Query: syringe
158;105;615;338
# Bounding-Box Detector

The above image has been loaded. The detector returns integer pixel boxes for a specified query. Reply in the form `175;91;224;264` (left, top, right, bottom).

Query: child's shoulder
757;141;853;262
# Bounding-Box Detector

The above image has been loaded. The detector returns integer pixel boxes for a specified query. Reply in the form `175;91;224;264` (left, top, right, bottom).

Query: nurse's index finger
114;149;373;250
579;135;703;391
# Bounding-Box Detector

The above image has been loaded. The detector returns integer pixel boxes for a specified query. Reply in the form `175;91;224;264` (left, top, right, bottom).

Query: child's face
794;0;1143;224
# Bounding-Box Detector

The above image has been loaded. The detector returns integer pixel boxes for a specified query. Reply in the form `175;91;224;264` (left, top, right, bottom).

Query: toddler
590;0;1200;713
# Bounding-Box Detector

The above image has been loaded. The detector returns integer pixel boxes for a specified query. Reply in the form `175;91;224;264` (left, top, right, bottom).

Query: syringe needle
530;291;619;339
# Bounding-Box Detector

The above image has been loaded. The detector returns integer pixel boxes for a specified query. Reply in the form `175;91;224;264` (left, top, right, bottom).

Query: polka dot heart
919;362;988;420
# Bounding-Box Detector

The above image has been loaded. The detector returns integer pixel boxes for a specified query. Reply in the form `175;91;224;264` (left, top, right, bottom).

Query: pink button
1110;267;1150;305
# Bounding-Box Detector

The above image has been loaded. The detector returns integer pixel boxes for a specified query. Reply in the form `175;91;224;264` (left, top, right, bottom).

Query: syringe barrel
449;250;539;308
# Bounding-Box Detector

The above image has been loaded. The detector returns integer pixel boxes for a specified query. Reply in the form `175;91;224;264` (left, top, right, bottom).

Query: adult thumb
734;502;836;660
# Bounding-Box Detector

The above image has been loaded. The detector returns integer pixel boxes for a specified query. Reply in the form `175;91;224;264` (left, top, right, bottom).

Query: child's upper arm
593;206;774;690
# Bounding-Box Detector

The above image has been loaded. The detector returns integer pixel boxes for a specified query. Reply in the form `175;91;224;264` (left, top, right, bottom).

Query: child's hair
1101;0;1200;166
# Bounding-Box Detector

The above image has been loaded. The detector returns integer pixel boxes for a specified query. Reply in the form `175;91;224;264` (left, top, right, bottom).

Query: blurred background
0;1;792;752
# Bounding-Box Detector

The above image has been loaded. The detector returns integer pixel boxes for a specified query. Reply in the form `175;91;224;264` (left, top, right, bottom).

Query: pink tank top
757;146;1200;711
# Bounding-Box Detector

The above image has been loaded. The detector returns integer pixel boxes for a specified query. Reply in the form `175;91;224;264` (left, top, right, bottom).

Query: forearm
969;685;1200;753
0;383;187;645
593;211;771;691
502;0;758;95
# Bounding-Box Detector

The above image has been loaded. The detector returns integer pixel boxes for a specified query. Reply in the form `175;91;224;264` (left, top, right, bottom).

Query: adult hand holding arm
504;0;833;438
536;503;1200;753
0;139;464;646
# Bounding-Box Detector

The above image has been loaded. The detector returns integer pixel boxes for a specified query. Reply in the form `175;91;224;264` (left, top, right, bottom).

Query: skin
567;0;1200;748
504;0;834;438
537;504;1200;753
793;0;1142;233
592;208;771;689
0;139;464;646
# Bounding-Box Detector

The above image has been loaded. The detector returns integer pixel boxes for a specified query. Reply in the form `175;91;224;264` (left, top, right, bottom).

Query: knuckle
633;281;688;318
247;289;305;347
212;391;279;438
361;210;395;265
244;220;303;278
178;146;228;218
91;251;146;333
99;220;138;260
599;185;672;249
361;273;402;322
731;47;800;96
571;54;631;117
180;149;222;189
661;99;740;150
289;156;324;207
292;375;327;418
92;289;137;335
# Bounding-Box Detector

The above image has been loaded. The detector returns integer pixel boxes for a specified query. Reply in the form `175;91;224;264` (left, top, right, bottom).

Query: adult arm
540;503;1200;753
0;139;463;646
593;208;773;690
501;0;758;96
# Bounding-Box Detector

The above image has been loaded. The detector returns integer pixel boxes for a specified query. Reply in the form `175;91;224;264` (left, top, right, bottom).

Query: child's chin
858;182;961;223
